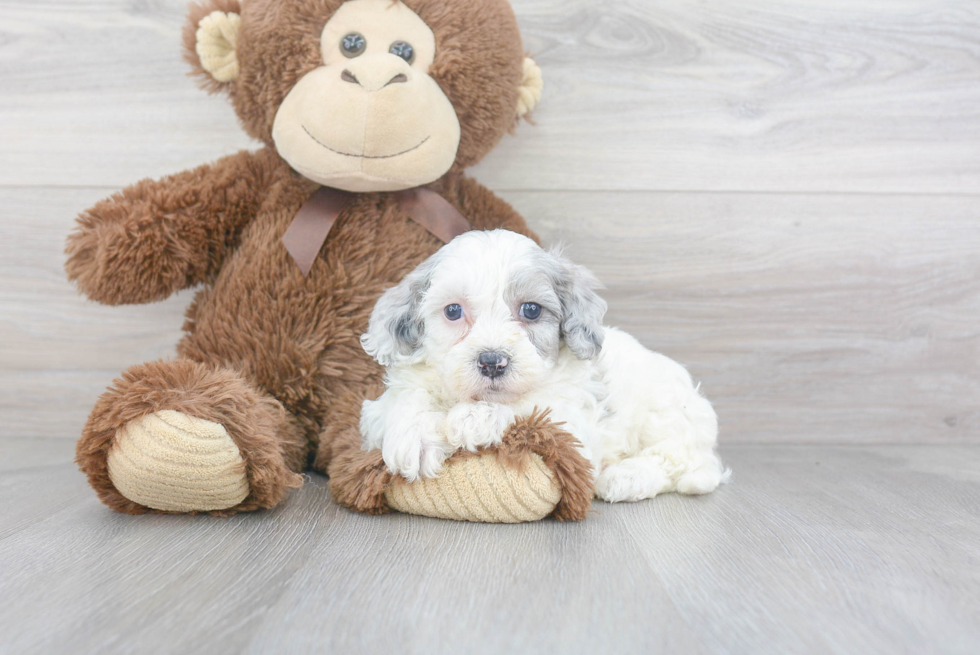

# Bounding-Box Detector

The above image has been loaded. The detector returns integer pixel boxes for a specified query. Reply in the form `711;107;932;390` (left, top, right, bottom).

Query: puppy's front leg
445;402;516;452
361;389;453;482
546;401;602;481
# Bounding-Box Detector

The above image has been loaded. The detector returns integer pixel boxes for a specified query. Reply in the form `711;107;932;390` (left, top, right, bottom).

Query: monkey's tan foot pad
106;410;249;512
385;451;562;523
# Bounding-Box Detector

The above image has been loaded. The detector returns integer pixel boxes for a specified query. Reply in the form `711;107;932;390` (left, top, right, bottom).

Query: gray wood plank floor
1;0;978;652
2;440;979;654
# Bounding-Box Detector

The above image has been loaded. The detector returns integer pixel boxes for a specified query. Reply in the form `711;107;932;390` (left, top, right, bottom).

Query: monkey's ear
183;1;242;91
517;57;544;119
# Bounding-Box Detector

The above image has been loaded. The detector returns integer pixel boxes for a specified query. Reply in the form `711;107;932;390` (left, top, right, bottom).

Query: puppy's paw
445;402;516;452
595;457;672;503
381;411;453;482
676;463;727;495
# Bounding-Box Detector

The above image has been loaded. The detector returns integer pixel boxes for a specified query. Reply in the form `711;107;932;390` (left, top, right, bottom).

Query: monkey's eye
444;304;463;321
341;33;366;58
520;302;542;321
389;41;415;64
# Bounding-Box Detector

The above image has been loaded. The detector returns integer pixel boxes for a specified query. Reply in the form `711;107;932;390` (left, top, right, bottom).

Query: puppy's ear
361;259;435;367
552;249;607;360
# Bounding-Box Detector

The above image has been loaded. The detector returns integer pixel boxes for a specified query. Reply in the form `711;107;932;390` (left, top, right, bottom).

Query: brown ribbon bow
282;186;472;276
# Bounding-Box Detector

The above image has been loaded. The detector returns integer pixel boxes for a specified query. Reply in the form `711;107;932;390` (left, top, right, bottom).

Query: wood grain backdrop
1;0;978;444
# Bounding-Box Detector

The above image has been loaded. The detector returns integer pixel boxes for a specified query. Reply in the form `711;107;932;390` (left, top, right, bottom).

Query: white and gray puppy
360;229;728;502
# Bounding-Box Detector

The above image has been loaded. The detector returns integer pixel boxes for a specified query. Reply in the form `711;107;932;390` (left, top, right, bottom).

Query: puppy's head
361;230;607;403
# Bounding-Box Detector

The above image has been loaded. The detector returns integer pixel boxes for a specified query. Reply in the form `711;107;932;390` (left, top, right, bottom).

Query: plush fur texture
69;0;590;521
360;231;729;503
484;409;594;521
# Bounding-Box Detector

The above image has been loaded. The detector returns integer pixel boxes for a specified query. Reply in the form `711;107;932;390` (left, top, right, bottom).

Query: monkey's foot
328;409;595;522
107;410;249;512
385;449;562;523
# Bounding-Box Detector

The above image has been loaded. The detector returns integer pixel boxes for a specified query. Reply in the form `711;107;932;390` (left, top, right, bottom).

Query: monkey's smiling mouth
303;126;430;159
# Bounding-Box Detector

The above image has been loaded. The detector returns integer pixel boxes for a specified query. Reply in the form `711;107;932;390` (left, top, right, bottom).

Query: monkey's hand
65;148;277;305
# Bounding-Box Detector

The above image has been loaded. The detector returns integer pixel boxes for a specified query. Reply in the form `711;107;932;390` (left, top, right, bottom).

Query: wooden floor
2;439;979;654
2;0;979;652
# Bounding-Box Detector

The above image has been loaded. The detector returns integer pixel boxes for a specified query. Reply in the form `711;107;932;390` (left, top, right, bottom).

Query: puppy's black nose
478;351;509;379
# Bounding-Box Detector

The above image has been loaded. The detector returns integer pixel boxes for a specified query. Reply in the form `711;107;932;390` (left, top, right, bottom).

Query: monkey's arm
66;148;280;305
452;176;541;243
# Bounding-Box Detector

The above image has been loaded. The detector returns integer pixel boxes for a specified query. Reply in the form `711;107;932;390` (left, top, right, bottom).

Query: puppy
360;230;729;502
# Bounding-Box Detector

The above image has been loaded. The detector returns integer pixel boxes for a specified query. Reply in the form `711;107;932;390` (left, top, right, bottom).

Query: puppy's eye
444;304;463;321
520;302;542;321
389;41;415;63
341;33;366;58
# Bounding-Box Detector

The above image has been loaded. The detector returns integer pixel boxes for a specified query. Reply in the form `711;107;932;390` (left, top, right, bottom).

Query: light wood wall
1;0;977;443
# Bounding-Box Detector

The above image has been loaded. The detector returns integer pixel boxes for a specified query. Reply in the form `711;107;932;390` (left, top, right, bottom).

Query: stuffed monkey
68;0;593;522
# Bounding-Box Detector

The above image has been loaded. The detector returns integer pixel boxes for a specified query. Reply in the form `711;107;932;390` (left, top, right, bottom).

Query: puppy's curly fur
361;231;730;502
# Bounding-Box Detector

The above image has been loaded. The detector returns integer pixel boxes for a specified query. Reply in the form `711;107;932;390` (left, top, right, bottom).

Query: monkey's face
186;0;543;188
272;0;460;192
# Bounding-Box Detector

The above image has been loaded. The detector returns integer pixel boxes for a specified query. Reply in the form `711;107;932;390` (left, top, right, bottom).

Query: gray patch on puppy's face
504;251;564;362
547;248;607;360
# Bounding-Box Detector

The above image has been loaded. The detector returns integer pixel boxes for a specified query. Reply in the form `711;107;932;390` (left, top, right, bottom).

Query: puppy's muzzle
477;351;509;379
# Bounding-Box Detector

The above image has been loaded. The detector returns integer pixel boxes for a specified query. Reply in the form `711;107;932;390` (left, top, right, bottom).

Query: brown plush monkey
67;0;594;522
